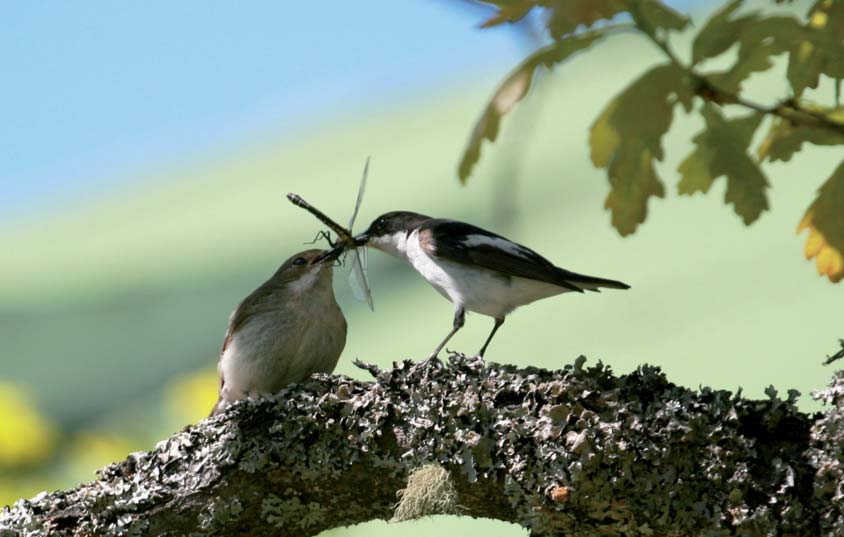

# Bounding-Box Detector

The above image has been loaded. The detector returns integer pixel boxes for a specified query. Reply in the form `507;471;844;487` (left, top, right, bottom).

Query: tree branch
630;13;844;137
2;354;844;536
691;75;844;136
824;339;844;366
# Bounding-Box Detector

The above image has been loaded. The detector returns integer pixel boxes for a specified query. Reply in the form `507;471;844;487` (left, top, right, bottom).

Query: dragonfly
287;158;374;310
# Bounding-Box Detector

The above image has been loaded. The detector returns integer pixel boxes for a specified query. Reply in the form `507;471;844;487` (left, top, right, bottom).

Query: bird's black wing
418;219;585;292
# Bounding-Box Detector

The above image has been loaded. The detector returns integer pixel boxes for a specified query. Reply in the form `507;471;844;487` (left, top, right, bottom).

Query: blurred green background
1;1;840;535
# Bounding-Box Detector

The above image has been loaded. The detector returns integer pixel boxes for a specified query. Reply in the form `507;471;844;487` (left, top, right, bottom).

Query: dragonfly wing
348;247;374;311
348;156;369;231
346;157;373;311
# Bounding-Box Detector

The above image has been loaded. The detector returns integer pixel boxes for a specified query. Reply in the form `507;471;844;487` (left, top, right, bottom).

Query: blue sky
0;1;533;225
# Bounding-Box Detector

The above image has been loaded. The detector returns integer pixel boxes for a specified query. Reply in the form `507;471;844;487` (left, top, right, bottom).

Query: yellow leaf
797;160;844;283
817;246;843;277
803;223;825;257
799;222;843;282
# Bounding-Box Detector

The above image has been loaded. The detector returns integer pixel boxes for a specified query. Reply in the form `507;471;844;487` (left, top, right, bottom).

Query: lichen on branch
2;354;844;536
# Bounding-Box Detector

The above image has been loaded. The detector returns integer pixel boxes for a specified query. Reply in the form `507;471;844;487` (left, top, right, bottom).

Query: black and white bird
352;212;630;359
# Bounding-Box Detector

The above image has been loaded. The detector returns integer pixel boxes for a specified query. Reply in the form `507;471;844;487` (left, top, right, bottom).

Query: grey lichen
809;371;844;535
198;496;242;531
261;494;324;530
0;353;842;536
392;464;459;522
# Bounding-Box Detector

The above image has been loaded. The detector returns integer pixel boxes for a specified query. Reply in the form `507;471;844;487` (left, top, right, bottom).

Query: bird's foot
444;347;469;362
418;354;441;368
471;347;488;363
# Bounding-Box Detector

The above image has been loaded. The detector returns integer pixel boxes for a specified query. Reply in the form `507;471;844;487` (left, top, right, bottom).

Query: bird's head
272;248;339;290
353;211;431;254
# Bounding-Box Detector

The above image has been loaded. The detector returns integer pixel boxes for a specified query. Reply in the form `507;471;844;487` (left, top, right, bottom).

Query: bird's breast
218;285;346;401
404;232;569;318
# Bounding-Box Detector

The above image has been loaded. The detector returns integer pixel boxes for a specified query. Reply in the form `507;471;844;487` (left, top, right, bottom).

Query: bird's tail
557;269;631;292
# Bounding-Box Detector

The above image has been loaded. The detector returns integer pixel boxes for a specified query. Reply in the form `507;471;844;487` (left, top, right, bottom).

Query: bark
2;354;844;537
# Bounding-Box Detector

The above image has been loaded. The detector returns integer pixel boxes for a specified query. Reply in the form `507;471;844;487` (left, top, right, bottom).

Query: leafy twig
628;3;685;68
691;76;844;136
823;339;844;366
631;12;844;137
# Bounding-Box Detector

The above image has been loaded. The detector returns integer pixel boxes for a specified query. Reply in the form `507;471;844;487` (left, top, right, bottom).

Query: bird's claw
419;354;443;369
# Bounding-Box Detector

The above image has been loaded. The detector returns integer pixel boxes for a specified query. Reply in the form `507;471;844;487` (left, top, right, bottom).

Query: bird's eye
292;257;307;266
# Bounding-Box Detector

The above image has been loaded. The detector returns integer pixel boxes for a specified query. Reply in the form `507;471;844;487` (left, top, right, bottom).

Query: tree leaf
706;44;779;94
787;32;827;96
458;31;607;182
590;63;688;235
798;159;844;283
603;145;665;236
741;14;804;45
634;0;690;33
676;140;716;195
704;15;801;94
757;107;844;162
786;1;844;96
677;104;769;225
544;0;628;39
479;1;537;28
692;0;756;64
810;0;844;40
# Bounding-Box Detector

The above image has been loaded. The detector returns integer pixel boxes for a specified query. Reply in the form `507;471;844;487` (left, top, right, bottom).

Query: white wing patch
461;234;534;259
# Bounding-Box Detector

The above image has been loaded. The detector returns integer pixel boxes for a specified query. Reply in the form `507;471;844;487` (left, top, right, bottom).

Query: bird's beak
311;233;369;264
353;232;370;247
312;245;345;264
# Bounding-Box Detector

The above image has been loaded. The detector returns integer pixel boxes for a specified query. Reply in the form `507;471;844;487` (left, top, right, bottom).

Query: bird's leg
477;317;505;358
428;308;465;360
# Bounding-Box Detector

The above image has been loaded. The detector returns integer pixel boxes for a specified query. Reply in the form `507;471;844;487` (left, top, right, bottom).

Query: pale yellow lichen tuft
392;463;459;522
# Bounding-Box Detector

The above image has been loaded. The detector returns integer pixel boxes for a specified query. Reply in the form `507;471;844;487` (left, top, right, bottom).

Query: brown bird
210;249;346;416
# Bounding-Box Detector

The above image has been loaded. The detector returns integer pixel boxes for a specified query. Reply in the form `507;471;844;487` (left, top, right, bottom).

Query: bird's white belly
218;314;294;400
404;235;568;318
